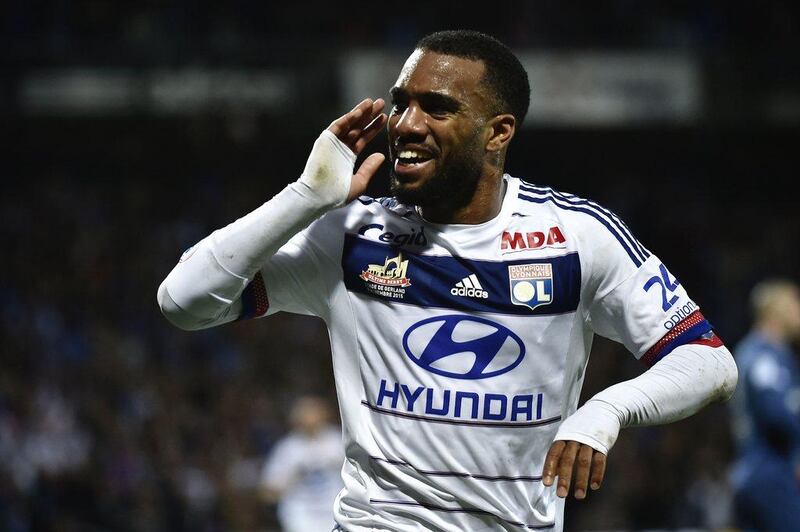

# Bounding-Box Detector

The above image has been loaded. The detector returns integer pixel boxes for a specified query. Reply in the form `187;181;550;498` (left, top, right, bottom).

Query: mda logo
402;315;525;380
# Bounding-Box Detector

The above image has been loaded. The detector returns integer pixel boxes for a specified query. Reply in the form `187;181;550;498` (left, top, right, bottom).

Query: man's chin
390;174;433;206
389;155;482;212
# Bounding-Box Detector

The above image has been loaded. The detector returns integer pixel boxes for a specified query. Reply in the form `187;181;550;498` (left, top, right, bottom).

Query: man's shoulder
735;332;796;385
296;196;416;256
511;177;620;223
352;195;415;216
509;176;638;242
737;332;774;355
322;195;416;230
736;333;791;366
508;175;651;270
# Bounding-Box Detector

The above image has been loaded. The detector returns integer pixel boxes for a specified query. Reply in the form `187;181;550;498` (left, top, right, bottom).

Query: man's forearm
554;343;738;454
157;130;356;330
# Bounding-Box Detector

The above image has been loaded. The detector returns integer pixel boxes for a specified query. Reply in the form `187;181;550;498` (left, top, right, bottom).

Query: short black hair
416;30;530;125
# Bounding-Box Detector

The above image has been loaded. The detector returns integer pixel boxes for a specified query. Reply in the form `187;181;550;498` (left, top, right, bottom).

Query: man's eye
426;107;453;119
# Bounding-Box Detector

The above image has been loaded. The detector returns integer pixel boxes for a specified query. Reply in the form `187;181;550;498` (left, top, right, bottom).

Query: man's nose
393;104;427;138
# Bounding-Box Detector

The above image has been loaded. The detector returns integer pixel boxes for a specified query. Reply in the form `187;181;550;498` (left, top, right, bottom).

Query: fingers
541;440;565;487
347;153;386;203
353;113;387;154
345;98;385;140
556;441;580;498
328;98;371;138
590;450;607;491
329;98;386;153
542;440;607;500
573;444;594;499
345;99;386;154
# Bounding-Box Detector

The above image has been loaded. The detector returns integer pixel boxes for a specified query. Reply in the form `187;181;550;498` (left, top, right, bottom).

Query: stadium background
2;1;799;530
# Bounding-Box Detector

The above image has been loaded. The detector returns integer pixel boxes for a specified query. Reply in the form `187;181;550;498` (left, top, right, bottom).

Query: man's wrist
297;129;356;209
554;399;622;455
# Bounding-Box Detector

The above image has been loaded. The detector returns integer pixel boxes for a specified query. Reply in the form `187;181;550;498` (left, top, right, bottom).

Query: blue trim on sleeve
649;319;714;365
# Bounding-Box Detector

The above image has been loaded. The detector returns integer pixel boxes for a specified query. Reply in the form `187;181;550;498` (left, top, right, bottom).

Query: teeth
397;150;432;161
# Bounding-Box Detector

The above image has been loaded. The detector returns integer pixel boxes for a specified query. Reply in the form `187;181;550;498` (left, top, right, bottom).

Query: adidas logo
451;274;489;299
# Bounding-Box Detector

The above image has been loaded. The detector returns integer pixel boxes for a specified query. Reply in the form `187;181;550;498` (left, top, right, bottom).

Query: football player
159;30;737;531
730;280;800;530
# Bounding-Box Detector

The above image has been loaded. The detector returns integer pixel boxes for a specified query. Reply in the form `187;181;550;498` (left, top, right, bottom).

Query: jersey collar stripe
517;192;642;267
361;400;561;428
369;456;543;482
368;498;555;529
519;182;650;262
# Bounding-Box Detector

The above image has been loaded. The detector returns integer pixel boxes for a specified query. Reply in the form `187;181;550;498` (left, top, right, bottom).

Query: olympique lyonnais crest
508;263;554;310
360;253;411;300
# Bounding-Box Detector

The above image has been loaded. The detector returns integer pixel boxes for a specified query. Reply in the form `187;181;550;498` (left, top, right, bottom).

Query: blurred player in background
730;280;800;530
158;30;737;530
260;396;343;532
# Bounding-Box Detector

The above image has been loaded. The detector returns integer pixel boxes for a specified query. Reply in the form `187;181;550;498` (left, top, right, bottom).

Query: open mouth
396;149;434;167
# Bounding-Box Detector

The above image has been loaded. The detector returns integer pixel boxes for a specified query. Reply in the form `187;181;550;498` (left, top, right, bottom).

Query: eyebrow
390;86;462;112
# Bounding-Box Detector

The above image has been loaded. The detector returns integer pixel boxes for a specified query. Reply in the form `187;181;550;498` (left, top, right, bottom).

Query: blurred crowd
0;173;338;531
2;1;799;65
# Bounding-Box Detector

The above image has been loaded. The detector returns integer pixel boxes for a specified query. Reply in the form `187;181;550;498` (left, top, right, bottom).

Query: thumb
347;153;385;202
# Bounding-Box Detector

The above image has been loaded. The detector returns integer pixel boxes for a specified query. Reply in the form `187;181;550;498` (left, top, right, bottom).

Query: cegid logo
402;315;525;380
358;223;427;247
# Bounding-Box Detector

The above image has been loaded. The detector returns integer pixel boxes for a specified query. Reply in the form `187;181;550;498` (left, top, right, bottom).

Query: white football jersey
240;175;713;531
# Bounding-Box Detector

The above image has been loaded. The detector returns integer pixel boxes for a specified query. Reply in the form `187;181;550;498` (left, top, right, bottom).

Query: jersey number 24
643;263;680;312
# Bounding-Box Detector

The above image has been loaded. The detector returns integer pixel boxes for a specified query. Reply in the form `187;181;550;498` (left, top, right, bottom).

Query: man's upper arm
583;216;720;366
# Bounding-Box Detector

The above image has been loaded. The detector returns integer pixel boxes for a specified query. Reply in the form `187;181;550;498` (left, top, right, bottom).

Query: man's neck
418;170;507;225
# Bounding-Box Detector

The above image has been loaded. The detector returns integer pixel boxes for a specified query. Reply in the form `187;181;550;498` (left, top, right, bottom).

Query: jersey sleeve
583;214;719;366
236;210;346;320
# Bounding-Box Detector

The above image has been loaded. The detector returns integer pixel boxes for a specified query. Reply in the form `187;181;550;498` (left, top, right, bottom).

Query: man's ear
485;114;516;153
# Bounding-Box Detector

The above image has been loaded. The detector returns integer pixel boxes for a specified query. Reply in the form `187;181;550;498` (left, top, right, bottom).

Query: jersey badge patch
509;263;554;310
359;252;411;300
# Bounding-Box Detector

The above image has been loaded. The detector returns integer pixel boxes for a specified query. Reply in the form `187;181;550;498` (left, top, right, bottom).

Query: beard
389;134;484;212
